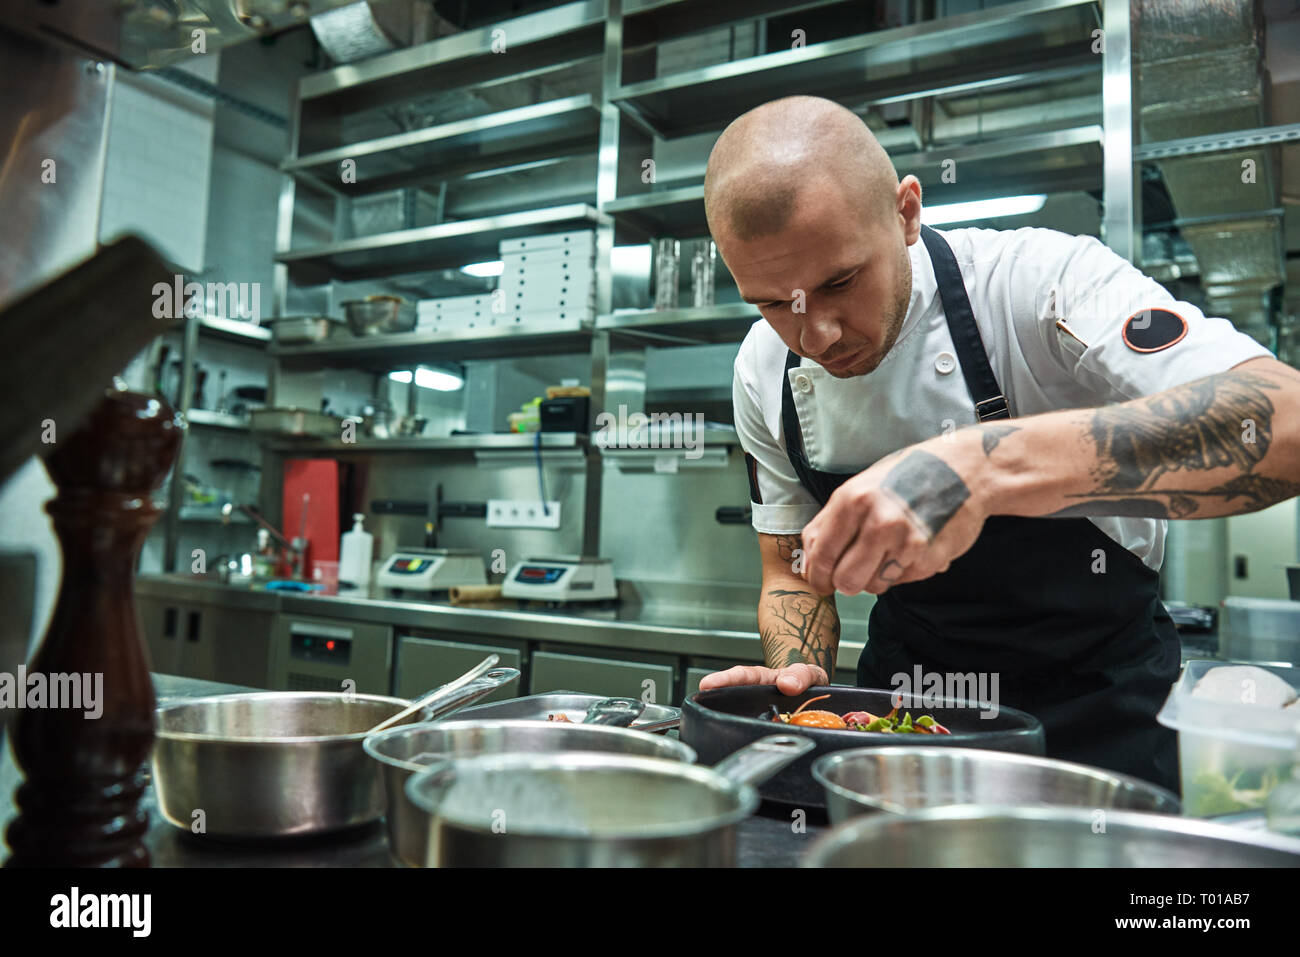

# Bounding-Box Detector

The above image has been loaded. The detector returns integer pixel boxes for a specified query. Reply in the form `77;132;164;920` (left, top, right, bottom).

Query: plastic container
338;514;373;590
1157;659;1300;817
311;559;340;595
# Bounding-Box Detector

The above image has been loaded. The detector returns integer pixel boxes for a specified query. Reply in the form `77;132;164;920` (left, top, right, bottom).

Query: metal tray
456;692;681;734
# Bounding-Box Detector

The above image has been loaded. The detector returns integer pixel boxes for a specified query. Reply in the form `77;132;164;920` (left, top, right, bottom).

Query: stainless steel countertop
134;574;871;669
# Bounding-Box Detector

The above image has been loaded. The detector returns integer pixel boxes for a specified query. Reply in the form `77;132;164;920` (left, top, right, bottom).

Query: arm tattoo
772;534;802;565
1050;370;1300;518
880;449;971;539
980;424;1020;456
759;588;838;676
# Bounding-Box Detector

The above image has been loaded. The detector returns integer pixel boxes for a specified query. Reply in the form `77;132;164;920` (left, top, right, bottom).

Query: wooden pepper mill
6;386;182;866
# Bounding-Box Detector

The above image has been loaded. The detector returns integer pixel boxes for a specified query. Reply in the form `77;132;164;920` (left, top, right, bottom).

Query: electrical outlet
486;498;562;529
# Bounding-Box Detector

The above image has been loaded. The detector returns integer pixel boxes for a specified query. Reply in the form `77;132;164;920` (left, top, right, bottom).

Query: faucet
222;496;309;579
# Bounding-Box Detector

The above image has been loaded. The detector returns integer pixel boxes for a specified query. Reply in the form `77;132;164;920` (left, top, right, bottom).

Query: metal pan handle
710;734;816;786
583;697;647;726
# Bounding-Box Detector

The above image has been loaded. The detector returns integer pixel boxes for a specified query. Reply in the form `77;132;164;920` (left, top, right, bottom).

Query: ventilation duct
1136;0;1283;345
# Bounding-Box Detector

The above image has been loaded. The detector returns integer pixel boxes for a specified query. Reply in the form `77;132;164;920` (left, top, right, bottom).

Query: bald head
704;97;899;243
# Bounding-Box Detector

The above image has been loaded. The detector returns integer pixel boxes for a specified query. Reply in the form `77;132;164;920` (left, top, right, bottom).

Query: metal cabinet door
395;636;523;703
270;616;392;695
529;650;674;705
138;597;276;689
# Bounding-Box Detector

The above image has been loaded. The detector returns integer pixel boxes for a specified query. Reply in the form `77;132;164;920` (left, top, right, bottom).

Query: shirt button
794;373;813;394
935;352;956;375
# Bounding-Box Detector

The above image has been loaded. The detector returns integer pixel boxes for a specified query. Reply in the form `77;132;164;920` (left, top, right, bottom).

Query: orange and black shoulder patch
1122;308;1188;353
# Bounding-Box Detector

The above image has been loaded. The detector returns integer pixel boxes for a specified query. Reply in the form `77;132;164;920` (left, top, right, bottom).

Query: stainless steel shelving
277;203;607;283
196;314;272;344
597;303;761;343
611;0;1101;138
185;408;250;430
283;94;603;194
264;432;583;454
270;320;594;370
262;0;1136;566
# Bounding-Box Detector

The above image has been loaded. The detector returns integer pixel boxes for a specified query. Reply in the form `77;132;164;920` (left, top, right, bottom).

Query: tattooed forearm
880;449;971;538
758;588;838;676
1049;368;1300;519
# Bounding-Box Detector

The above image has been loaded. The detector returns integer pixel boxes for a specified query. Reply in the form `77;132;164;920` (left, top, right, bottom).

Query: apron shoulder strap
919;225;1010;422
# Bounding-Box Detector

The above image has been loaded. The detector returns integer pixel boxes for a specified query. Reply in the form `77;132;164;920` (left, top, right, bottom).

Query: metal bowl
813;747;1182;821
364;718;697;866
152;691;415;838
341;297;413;336
803;805;1300;867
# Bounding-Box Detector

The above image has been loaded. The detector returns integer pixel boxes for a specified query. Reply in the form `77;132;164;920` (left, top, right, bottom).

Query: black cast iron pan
681;685;1046;809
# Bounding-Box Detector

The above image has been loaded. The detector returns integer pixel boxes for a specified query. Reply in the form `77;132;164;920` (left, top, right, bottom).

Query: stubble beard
826;248;912;379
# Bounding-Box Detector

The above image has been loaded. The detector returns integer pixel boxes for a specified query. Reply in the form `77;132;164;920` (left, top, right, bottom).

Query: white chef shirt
733;225;1275;570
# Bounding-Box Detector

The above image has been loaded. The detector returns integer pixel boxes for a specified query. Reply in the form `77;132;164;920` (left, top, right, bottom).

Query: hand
697;663;829;696
801;436;990;596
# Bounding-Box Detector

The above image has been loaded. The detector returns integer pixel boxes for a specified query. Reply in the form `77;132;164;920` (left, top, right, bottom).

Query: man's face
717;179;914;378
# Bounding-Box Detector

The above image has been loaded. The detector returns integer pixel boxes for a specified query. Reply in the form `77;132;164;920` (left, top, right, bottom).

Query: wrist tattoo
760;588;837;676
881;449;971;539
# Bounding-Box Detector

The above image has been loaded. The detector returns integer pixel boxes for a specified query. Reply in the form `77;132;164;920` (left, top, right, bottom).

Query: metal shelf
897;125;1104;202
612;0;1100;138
196;315;272;345
295;1;605;114
604;185;707;242
277;203;607;283
270;320;595;370
597;304;761;344
605;126;1103;239
284;95;603;194
186;409;251;430
264;432;584;454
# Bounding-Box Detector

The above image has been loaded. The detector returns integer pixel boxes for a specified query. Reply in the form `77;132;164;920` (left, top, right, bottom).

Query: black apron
778;224;1180;793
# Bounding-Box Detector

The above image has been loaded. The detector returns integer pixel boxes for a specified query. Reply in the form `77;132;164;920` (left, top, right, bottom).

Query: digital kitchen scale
501;556;617;602
377;548;486;593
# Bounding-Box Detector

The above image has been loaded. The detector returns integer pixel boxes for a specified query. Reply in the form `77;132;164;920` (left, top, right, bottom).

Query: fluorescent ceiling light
389;367;464;391
922;195;1047;226
461;260;503;278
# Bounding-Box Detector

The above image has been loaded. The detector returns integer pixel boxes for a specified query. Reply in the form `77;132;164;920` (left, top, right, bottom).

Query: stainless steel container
812;747;1182;821
803;805;1300;867
405;734;815;867
267;315;343;343
341;296;414;336
364;718;698;866
153;692;415;838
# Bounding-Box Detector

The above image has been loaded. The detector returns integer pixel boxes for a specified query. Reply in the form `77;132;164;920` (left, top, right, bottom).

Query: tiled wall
99;60;216;271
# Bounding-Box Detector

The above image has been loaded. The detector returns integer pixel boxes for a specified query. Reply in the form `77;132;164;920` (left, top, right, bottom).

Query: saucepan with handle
152;657;519;838
404;733;816;867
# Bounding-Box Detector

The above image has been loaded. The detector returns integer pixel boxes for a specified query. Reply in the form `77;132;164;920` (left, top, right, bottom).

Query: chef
698;95;1300;790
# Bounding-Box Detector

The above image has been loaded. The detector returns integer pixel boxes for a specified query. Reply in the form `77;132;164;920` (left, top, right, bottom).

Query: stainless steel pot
152;666;518;838
803;805;1300;867
404;734;816;867
364;718;697;866
341;296;413;336
813;747;1182;821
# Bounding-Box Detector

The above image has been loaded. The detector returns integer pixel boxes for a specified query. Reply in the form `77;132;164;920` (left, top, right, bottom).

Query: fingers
697;663;828;696
802;496;861;595
774;664;828;695
697;665;780;691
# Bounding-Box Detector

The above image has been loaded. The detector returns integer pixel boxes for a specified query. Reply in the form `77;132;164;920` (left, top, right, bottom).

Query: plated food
768;694;951;734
